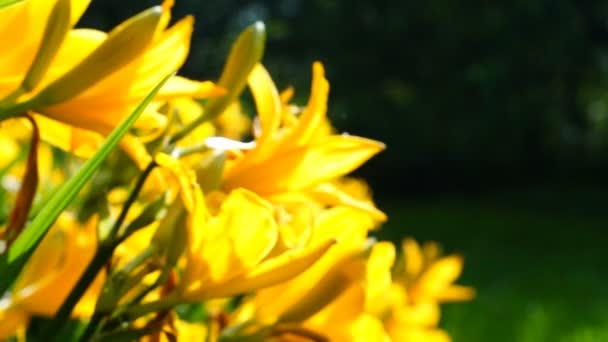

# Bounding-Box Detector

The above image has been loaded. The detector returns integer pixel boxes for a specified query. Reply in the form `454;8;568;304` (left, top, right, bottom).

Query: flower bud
205;21;266;119
22;0;71;92
34;6;162;106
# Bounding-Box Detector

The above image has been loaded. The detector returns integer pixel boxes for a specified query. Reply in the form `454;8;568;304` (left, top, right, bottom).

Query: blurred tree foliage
81;1;608;192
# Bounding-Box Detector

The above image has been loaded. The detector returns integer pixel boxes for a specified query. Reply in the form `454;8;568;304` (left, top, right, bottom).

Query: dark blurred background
81;1;608;341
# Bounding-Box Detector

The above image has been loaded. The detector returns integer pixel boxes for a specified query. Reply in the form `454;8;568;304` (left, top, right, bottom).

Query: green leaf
0;0;24;9
0;73;173;294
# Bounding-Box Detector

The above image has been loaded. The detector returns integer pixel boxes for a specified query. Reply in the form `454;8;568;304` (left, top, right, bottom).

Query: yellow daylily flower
180;187;335;301
399;238;475;303
36;0;222;134
0;213;103;339
223;63;385;201
238;206;376;326
2;0;223;144
377;238;475;342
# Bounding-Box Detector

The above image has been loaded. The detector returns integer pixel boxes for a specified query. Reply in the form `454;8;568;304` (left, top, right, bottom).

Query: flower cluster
0;1;473;341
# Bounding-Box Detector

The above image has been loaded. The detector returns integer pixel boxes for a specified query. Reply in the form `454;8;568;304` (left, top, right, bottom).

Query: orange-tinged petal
225;135;384;195
304;284;366;333
278;257;365;323
13;214;98;317
0;304;28;340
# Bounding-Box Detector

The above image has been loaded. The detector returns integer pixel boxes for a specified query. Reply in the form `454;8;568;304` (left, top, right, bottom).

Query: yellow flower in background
294;242;396;342
397;238;475;303
0;214;102;339
383;238;475;342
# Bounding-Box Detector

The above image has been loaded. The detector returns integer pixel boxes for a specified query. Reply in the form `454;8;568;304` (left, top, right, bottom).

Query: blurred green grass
376;186;608;342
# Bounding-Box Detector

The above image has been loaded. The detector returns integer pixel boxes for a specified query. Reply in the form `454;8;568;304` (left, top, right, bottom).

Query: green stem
0;86;25;107
42;243;115;341
41;160;157;339
122;291;182;321
0;99;35;121
110;161;157;240
78;312;104;342
173;142;210;158
120;244;158;274
169;112;211;144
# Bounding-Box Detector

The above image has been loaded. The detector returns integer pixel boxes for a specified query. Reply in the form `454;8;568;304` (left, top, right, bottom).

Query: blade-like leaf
0;0;24;9
0;73;173;293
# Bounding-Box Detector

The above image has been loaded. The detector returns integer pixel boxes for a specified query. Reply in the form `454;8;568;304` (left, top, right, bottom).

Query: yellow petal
0;304;28;340
310;182;387;222
225;135;385;195
155;153;196;212
285;61;330;146
40;13;194;133
194;239;335;300
415;255;464;300
278;256;365;323
392;300;441;327
13;214;98;317
365;241;396;315
248;63;281;149
221;189;278;268
158;77;225;100
36;6;163;106
33;114;102;159
194;189;278;284
402;238;423;280
120;133;153;170
434;284;475;302
350;314;391;342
